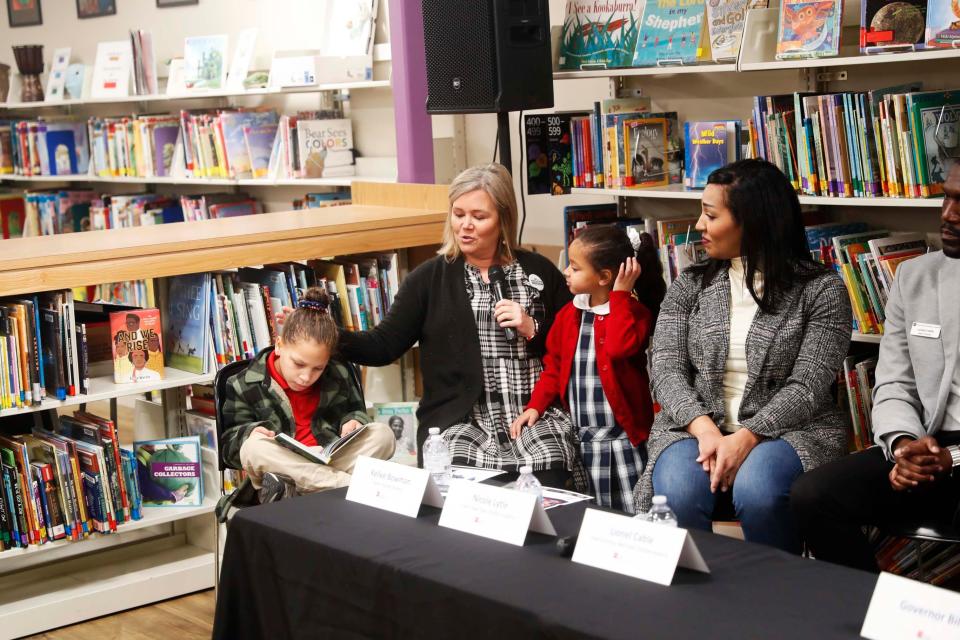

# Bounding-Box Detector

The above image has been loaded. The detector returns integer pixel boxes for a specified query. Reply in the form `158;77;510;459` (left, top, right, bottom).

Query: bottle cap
652;495;667;505
519;465;533;474
428;427;440;435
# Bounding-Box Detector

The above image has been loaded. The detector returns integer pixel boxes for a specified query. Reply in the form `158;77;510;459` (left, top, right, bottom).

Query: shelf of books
0;369;215;419
3;174;398;188
0;79;393;111
571;187;947;209
0;181;447;635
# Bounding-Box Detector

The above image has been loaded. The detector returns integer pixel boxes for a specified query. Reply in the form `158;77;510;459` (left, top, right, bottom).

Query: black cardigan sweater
338;249;571;450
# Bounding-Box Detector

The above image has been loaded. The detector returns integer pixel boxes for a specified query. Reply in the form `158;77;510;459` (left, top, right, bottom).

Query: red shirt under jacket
526;290;654;446
267;350;320;447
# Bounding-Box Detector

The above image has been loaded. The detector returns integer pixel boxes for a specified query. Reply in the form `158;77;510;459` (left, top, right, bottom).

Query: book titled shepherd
274;426;367;465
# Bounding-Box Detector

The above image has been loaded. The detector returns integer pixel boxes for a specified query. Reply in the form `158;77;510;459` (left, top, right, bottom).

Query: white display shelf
0;79;392;110
1;174;398;188
554;62;738;80
737;8;960;72
0;536;215;638
571;186;945;208
0;498;217;572
0;367;214;419
852;332;883;344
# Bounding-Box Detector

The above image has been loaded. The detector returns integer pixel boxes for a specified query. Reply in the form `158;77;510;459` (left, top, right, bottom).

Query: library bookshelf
547;3;953;348
0;180;447;638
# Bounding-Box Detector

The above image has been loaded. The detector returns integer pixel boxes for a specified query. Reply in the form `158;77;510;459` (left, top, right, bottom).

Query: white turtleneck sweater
722;258;760;432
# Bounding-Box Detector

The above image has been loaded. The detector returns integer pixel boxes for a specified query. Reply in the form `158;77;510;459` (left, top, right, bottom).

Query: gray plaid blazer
634;263;853;513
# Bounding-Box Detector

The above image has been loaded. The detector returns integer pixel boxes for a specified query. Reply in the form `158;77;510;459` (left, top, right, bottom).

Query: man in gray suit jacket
791;163;960;572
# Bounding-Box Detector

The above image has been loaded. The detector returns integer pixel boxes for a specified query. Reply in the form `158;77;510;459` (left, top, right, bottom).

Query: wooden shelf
0;79;392;110
1;173;398;188
571;186;945;208
0;498;217;572
0;367;215;418
0;184;447;296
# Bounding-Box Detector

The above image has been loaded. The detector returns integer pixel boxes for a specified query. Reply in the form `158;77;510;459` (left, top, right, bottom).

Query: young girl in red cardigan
512;225;665;512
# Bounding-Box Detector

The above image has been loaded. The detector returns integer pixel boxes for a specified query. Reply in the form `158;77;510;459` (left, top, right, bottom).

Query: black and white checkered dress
569;307;646;514
443;262;587;490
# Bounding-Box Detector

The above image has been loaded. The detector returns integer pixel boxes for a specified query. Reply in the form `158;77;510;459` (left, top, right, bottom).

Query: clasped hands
689;415;762;493
888;435;951;491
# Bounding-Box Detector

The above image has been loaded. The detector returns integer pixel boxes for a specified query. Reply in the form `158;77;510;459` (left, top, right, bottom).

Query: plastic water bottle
647;495;678;527
422;427;452;493
514;465;543;504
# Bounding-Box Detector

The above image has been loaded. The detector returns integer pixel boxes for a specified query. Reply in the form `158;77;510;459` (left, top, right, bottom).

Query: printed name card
346;456;443;517
572;509;710;586
861;572;960;640
438;480;556;546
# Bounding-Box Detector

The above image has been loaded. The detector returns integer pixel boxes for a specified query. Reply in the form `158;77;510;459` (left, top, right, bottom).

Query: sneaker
258;472;296;504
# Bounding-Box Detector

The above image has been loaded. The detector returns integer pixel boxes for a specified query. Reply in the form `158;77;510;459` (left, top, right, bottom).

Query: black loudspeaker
421;0;554;114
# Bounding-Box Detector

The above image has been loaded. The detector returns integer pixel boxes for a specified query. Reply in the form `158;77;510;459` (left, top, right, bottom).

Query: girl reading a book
512;225;665;513
633;159;852;553
220;287;395;503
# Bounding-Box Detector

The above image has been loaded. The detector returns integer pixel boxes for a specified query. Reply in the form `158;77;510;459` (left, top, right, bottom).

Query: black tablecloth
213;488;877;639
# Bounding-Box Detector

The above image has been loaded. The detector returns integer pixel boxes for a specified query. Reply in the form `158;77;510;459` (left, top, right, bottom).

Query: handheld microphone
487;265;517;342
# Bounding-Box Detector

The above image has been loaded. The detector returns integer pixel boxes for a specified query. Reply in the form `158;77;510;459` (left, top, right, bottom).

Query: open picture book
274;426;367;465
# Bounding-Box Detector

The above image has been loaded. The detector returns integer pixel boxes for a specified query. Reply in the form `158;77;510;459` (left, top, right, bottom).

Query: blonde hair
438;163;519;263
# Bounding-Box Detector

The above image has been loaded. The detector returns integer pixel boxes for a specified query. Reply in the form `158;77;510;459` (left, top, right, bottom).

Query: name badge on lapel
910;322;941;339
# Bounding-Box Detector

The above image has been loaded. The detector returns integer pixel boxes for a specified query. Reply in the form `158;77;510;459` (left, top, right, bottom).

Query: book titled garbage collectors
133;436;203;507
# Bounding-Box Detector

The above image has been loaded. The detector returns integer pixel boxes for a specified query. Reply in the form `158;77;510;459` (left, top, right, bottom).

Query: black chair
880;520;960;583
213;358;251;472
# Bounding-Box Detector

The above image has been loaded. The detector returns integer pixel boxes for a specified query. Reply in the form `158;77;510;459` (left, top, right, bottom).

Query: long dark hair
691;159;825;313
574;224;666;323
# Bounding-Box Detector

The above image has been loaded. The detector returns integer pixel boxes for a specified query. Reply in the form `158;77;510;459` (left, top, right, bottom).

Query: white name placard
438;479;556;546
346;456;443;517
861;572;960;640
572;509;709;586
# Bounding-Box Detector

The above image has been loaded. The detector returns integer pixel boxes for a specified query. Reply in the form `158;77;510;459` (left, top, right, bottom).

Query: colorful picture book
371;402;418;467
776;0;843;60
163;274;212;375
624;117;670;188
133;436;203;507
705;0;768;62
559;0;646;70
109;309;164;384
296;119;354;179
925;0;960;47
524;114;551;195
860;0;927;53
684;120;740;188
632;0;706;67
184;35;229;90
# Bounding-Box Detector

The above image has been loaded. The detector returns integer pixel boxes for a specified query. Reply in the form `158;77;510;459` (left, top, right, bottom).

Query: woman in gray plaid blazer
633;160;852;553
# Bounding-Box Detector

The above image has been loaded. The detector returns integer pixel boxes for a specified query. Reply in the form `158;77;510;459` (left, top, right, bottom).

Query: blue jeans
652;437;804;554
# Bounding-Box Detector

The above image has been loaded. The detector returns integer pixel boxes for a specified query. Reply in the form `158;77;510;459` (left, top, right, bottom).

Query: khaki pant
239;422;396;494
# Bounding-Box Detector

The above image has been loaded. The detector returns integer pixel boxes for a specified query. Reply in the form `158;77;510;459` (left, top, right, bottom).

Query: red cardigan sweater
526;291;654;446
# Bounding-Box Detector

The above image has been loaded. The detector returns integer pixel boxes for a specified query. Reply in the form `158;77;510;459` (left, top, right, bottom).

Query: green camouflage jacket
219;347;368;469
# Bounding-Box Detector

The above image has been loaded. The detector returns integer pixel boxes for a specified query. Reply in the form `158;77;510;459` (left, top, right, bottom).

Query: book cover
371;402;418;467
220;110;278;179
925;0;960;47
184;411;217;451
524;114;551;194
624;117;669;187
559;0;646;70
151;123;179;178
320;0;378;58
133;436;203;507
44;129;77;176
776;0;843;59
243;124;278;179
908;90;960;196
90;40;133;98
183;35;228;90
684;121;732;188
706;0;768;62
632;0;706;67
296;119;354;179
0;195;25;239
860;0;927;52
109;309;165;384
163;274;211;375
